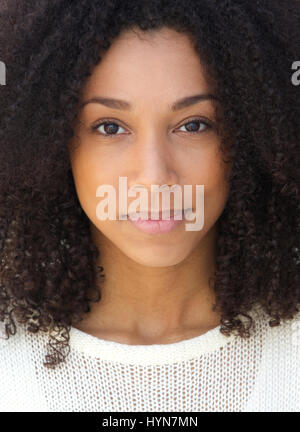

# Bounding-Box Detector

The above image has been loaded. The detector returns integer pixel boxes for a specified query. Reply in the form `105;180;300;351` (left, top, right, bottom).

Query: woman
0;0;299;412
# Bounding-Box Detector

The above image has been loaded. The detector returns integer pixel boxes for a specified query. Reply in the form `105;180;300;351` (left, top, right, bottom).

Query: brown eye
92;120;127;137
177;118;212;134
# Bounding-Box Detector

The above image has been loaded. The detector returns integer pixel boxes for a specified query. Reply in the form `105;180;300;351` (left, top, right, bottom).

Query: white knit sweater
0;306;299;412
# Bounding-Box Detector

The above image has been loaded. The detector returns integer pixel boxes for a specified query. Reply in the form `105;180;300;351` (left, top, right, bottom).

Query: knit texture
0;306;299;412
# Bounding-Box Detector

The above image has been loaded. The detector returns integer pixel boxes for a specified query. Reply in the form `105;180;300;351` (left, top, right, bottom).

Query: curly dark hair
0;0;299;369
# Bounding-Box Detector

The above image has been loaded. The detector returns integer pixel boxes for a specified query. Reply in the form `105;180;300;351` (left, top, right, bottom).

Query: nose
130;132;178;189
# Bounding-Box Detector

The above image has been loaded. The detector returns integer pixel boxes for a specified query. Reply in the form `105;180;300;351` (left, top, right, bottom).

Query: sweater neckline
69;324;236;365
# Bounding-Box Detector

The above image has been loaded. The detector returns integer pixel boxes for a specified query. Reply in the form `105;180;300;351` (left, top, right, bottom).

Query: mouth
124;209;191;235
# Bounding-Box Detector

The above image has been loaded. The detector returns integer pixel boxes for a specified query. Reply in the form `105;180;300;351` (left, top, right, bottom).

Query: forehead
81;27;213;103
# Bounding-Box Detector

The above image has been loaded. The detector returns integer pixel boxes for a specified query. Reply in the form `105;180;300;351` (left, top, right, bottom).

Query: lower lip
128;215;184;234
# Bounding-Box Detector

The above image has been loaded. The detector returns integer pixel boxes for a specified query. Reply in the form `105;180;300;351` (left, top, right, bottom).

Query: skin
68;26;231;345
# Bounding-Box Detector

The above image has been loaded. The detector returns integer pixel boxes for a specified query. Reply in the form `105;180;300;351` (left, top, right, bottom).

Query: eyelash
91;117;212;138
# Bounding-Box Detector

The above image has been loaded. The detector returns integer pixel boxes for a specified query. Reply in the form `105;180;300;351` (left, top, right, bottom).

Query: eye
176;117;212;134
92;119;127;138
91;116;212;139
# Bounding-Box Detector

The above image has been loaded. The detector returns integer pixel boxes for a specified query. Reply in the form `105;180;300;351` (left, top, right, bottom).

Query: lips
128;214;184;234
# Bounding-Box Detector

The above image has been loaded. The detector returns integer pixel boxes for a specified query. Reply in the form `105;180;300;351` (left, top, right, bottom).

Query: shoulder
242;303;300;385
257;304;300;348
250;303;300;355
0;320;49;411
245;305;300;411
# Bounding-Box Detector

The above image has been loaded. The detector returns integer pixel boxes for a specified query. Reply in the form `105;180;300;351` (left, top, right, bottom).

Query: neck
75;223;221;344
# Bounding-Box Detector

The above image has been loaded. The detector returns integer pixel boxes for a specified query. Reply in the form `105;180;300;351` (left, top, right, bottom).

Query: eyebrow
80;93;220;111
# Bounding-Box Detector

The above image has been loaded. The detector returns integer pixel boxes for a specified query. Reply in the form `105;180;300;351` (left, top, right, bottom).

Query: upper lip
127;209;185;220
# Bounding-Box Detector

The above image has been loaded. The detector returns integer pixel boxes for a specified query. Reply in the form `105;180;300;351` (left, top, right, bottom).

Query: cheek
189;148;230;227
69;148;115;224
189;143;229;192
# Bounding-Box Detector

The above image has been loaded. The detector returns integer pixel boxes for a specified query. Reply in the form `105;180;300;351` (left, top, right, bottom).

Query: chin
120;244;192;267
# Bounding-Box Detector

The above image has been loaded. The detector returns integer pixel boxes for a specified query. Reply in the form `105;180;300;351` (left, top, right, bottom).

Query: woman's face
68;27;231;267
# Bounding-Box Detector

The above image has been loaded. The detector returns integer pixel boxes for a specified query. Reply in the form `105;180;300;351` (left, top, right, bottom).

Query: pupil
105;123;118;134
186;121;199;132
